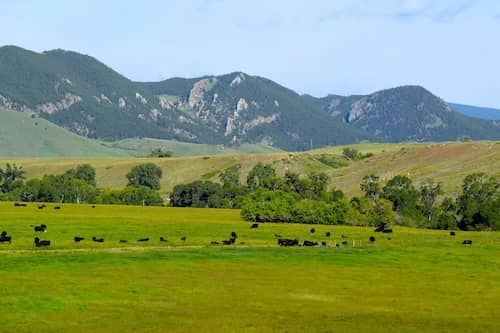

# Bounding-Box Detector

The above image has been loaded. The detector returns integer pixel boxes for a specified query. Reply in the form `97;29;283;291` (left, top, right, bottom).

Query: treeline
171;163;499;231
1;160;498;231
0;163;163;206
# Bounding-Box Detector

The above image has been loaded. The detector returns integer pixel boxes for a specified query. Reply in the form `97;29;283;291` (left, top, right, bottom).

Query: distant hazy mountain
0;45;499;151
449;103;500;120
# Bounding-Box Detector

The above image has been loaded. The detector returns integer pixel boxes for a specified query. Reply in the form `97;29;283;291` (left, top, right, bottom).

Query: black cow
137;238;150;242
278;238;299;247
382;228;393;234
321;241;327;247
374;226;385;232
54;206;61;210
91;205;96;208
342;240;349;246
180;236;187;242
222;238;236;245
462;240;473;245
369;236;376;243
0;231;11;244
160;237;168;242
14;202;27;207
34;224;47;232
211;241;220;245
310;228;315;234
92;237;104;243
303;240;318;247
325;232;331;237
74;236;85;242
450;231;456;236
119;240;128;243
38;204;46;209
251;223;259;229
274;234;282;238
34;237;50;247
231;232;238;239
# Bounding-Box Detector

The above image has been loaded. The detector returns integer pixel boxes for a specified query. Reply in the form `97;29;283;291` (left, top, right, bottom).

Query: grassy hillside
108;137;281;157
1;141;498;197
1;203;499;332
0;109;129;157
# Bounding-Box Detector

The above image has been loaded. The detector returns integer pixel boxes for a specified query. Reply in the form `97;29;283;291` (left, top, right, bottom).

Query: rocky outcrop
189;78;217;108
36;93;82;114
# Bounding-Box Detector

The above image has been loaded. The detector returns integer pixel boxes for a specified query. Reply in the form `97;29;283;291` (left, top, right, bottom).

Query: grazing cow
321;241;327;247
462;240;473;245
34;237;50;247
274;234;282;238
335;244;340;248
251;223;259;229
160;237;168;242
74;236;85;242
342;240;348;246
34;224;47;232
181;236;186;242
231;232;238;239
382;228;393;234
222;238;236;245
92;237;104;243
278;238;299;247
137;238;150;242
303;240;318;247
14;202;27;207
450;231;456;236
369;236;376;243
374;226;385;232
0;231;12;244
211;241;219;245
54;206;61;210
310;228;315;234
387;237;392;240
325;232;331;237
119;240;128;243
91;205;96;208
38;204;46;209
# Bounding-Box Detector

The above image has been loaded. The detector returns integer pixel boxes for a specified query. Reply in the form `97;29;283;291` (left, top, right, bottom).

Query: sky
1;0;500;107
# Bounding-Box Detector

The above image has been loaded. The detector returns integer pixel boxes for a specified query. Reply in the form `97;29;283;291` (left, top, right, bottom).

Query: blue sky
1;0;500;107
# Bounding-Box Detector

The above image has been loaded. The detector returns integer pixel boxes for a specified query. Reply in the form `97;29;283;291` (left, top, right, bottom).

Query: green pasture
0;202;499;332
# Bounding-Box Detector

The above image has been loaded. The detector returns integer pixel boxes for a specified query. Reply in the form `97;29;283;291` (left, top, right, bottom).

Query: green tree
342;147;361;161
64;164;96;186
360;174;380;204
119;186;164;206
382;175;420;216
0;163;26;193
419;178;442;220
457;173;499;230
240;189;297;222
246;163;276;189
170;181;223;208
126;163;163;190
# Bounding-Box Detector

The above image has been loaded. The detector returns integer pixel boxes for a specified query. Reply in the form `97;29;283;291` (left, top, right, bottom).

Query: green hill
2;141;498;197
0;109;129;156
449;103;500;120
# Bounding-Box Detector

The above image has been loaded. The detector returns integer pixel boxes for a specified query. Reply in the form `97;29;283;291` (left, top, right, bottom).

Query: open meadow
1;202;499;332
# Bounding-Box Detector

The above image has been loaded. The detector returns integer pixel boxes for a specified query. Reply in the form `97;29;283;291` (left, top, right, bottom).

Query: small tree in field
126;163;163;190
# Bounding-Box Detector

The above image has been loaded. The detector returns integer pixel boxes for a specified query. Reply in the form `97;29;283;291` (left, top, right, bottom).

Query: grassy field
1;202;499;332
108;137;282;157
1;141;498;197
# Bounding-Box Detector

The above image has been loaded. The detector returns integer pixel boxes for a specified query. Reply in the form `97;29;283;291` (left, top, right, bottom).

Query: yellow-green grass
0;141;498;197
1;202;500;332
108;137;282;157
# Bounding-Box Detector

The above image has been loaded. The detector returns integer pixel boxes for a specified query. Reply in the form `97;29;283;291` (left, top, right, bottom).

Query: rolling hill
2;141;498;197
0;108;128;156
1;45;499;151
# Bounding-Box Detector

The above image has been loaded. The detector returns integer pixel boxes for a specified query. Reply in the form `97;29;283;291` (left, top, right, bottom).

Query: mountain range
0;45;499;152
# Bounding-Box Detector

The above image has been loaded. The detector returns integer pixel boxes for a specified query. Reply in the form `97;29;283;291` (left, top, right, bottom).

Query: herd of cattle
0;203;474;248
